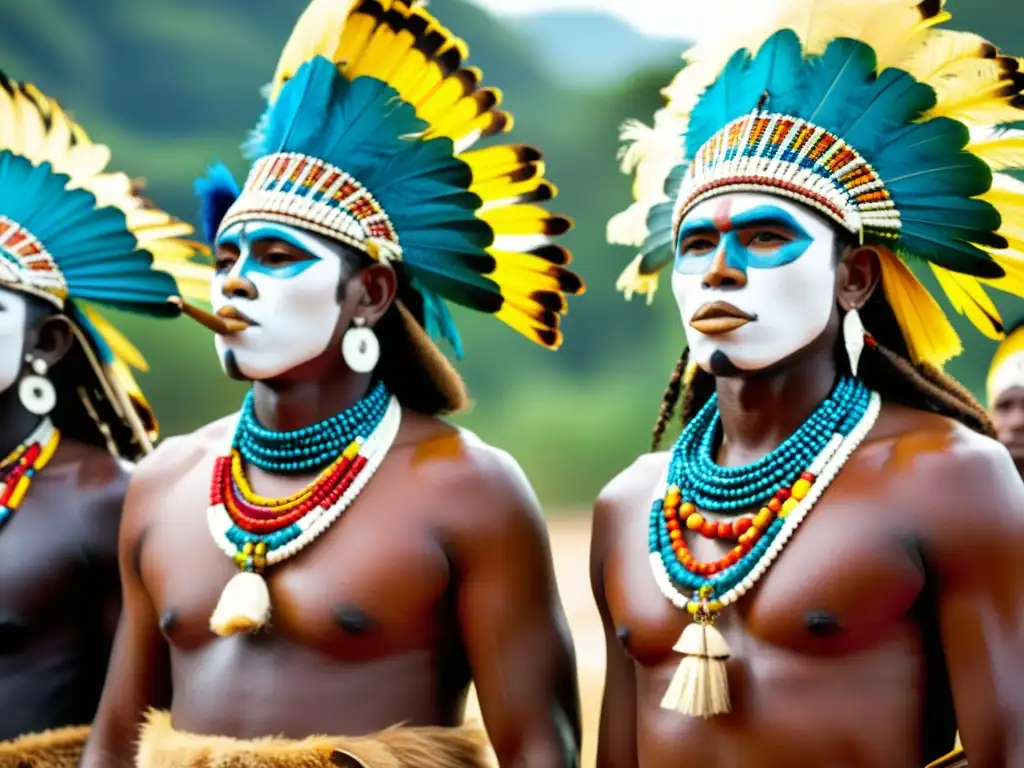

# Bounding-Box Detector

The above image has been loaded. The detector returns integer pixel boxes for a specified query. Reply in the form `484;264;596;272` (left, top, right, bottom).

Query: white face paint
0;287;27;393
211;221;347;380
672;192;838;374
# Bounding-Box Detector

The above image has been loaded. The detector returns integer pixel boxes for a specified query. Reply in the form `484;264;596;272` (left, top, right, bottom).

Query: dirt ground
464;515;605;767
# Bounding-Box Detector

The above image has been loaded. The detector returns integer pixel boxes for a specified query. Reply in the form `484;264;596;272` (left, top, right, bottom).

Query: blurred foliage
1;0;1020;510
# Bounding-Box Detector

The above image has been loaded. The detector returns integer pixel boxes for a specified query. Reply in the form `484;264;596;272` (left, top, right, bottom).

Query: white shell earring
341;317;380;374
843;307;866;377
19;356;56;416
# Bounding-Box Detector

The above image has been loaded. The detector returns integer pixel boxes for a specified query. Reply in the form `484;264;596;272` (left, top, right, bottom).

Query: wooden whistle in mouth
168;296;250;335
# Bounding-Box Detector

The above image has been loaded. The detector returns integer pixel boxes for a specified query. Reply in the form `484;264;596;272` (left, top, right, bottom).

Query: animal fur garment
137;710;494;768
0;725;89;768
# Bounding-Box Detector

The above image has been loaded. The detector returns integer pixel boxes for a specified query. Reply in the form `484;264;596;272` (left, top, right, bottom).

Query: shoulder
594;451;670;535
405;419;548;549
880;406;1021;512
877;407;1024;571
118;414;236;538
130;413;237;491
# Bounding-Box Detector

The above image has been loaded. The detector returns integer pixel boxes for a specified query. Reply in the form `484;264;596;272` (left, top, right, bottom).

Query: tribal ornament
609;0;1024;367
197;0;584;365
0;418;61;531
206;389;402;637
650;378;882;717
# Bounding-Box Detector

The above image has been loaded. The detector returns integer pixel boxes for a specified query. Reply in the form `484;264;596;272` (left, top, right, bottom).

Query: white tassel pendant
661;615;732;717
209;571;272;637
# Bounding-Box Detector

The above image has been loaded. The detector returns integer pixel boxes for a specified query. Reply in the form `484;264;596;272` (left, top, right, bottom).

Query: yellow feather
877;247;962;364
479;204;569;236
925;59;1024;125
83;307;149;372
470;166;546;201
928;264;1003;339
269;0;362;102
465;149;542;182
966;128;1024;171
982;251;1024;298
615;254;660;306
898;29;990;82
488;264;577;302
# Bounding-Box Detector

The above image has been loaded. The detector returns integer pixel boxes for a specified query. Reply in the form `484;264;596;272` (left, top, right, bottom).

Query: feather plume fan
200;0;583;354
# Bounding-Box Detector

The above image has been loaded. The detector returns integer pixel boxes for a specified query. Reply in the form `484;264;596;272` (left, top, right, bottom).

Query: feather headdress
609;0;1024;367
986;316;1024;405
0;71;211;459
197;0;583;376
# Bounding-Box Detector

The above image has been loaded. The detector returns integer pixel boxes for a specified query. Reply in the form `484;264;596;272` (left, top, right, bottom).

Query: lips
690;301;757;335
217;305;259;328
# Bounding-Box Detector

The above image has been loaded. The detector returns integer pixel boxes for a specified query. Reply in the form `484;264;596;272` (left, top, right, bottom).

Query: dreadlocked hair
854;279;995;438
650;347;688;451
648;245;996;450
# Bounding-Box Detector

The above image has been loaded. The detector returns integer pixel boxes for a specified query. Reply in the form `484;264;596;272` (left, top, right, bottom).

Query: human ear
27;313;74;368
350;261;398;327
835;245;882;312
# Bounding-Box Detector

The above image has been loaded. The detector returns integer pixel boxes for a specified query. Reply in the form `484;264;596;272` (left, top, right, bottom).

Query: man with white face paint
0;72;207;765
985;320;1024;483
83;2;584;767
593;1;1024;766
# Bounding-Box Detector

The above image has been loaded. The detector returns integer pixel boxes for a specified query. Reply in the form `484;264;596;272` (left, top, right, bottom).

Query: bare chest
604;467;938;764
141;456;455;660
608;482;927;663
0;485;87;635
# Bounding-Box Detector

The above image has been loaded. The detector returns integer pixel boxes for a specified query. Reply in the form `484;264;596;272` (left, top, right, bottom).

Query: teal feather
688;31;804;152
410;277;464;359
240;58;501;352
65;302;114;365
195;162;240;243
0;151;181;317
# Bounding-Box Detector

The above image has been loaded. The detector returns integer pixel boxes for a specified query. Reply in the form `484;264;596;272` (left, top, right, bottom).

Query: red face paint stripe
713;199;733;233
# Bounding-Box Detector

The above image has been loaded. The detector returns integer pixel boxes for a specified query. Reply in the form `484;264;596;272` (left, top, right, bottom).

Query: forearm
493;715;579;768
80;715;140;768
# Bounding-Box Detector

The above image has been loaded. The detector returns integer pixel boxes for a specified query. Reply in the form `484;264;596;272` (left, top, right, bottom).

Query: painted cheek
0;296;26;392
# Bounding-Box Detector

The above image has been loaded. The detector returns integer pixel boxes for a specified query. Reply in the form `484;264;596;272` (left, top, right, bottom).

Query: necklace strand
650;391;881;613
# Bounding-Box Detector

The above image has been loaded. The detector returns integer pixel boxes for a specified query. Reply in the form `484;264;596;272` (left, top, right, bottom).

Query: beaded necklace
206;386;402;636
649;376;881;717
235;381;390;473
0;418;60;530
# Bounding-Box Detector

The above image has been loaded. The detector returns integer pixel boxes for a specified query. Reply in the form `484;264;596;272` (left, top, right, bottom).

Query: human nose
702;242;747;289
221;274;258;300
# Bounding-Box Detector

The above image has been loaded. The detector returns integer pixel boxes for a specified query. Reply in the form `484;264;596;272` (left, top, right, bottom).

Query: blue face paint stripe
675;204;815;274
217;222;322;280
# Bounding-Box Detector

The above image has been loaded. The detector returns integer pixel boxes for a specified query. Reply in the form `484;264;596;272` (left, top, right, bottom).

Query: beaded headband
218;152;403;263
0;215;70;306
672;109;901;244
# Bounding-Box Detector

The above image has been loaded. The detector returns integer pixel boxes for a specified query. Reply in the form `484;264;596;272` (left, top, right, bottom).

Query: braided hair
649;259;995;451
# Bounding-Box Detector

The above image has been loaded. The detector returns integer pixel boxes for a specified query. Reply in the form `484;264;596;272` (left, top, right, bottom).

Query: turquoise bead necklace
234;381;391;473
649;375;872;599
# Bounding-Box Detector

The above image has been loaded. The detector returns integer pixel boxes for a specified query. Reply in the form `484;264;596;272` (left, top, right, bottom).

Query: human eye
214;245;239;274
747;229;791;249
679;235;717;257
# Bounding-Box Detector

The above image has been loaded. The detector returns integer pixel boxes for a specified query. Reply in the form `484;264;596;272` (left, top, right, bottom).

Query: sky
465;0;754;39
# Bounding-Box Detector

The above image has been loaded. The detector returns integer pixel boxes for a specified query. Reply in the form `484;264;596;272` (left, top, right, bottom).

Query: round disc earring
341;317;380;374
19;356;57;416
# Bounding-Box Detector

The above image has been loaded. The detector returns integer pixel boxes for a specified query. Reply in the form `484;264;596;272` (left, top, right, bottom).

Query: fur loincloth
137;710;494;768
0;725;89;768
